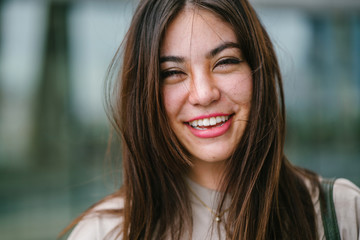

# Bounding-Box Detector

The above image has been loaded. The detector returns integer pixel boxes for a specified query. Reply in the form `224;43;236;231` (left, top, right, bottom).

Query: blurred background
0;0;359;239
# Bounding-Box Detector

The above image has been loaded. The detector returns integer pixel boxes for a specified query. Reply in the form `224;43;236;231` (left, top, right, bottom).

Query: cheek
223;75;253;105
236;79;252;103
162;84;189;119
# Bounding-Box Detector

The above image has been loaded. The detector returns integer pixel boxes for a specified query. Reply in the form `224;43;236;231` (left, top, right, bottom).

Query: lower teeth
192;122;226;130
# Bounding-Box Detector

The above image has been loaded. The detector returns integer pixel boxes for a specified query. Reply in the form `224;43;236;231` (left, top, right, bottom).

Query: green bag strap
320;178;341;240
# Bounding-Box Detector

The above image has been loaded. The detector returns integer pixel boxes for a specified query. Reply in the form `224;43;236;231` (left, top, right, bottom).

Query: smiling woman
160;9;252;188
62;0;360;239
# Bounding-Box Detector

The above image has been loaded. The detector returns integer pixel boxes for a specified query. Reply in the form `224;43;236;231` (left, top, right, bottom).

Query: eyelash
214;58;241;69
161;70;185;79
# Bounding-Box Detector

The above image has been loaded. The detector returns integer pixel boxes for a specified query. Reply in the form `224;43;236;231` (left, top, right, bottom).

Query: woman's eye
214;58;241;69
161;70;185;80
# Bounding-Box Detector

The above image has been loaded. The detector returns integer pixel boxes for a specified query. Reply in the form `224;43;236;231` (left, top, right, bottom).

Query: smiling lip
186;114;233;138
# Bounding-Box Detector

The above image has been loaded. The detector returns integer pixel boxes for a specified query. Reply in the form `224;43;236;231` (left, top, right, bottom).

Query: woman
65;0;360;239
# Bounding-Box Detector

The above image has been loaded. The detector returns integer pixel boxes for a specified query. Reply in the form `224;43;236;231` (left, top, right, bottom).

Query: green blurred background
0;0;359;239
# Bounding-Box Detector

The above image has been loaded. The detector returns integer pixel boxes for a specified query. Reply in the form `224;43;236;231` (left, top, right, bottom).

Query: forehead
160;8;237;56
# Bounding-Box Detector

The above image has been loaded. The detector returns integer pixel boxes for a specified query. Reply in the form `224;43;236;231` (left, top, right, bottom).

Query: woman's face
160;8;252;164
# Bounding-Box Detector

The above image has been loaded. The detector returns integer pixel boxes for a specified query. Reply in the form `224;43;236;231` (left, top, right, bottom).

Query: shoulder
333;178;360;202
332;178;360;239
67;196;124;240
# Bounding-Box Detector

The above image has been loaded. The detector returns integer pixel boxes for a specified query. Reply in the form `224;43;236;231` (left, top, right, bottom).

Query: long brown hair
63;0;320;239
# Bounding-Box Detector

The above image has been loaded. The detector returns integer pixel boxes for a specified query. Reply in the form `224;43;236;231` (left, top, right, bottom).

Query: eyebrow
159;56;184;64
159;41;240;64
208;42;240;58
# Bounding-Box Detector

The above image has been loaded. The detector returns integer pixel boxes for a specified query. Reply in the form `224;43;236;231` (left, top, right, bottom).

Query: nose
188;72;220;106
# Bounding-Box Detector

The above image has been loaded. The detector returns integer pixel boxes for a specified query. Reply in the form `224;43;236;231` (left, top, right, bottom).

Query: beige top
68;178;360;239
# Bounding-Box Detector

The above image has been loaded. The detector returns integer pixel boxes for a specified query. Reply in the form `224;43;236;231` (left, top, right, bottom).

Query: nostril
188;84;220;106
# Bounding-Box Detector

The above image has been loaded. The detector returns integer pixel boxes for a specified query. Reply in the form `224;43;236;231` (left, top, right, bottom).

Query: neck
188;159;226;191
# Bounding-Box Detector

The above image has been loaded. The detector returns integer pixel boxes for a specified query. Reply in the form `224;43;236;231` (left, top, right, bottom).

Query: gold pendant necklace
187;185;229;223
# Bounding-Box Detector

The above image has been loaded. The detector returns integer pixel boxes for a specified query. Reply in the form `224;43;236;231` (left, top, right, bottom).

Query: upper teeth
189;116;229;127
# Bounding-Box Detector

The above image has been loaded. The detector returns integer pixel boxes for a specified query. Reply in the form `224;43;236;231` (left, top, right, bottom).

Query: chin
191;149;233;163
